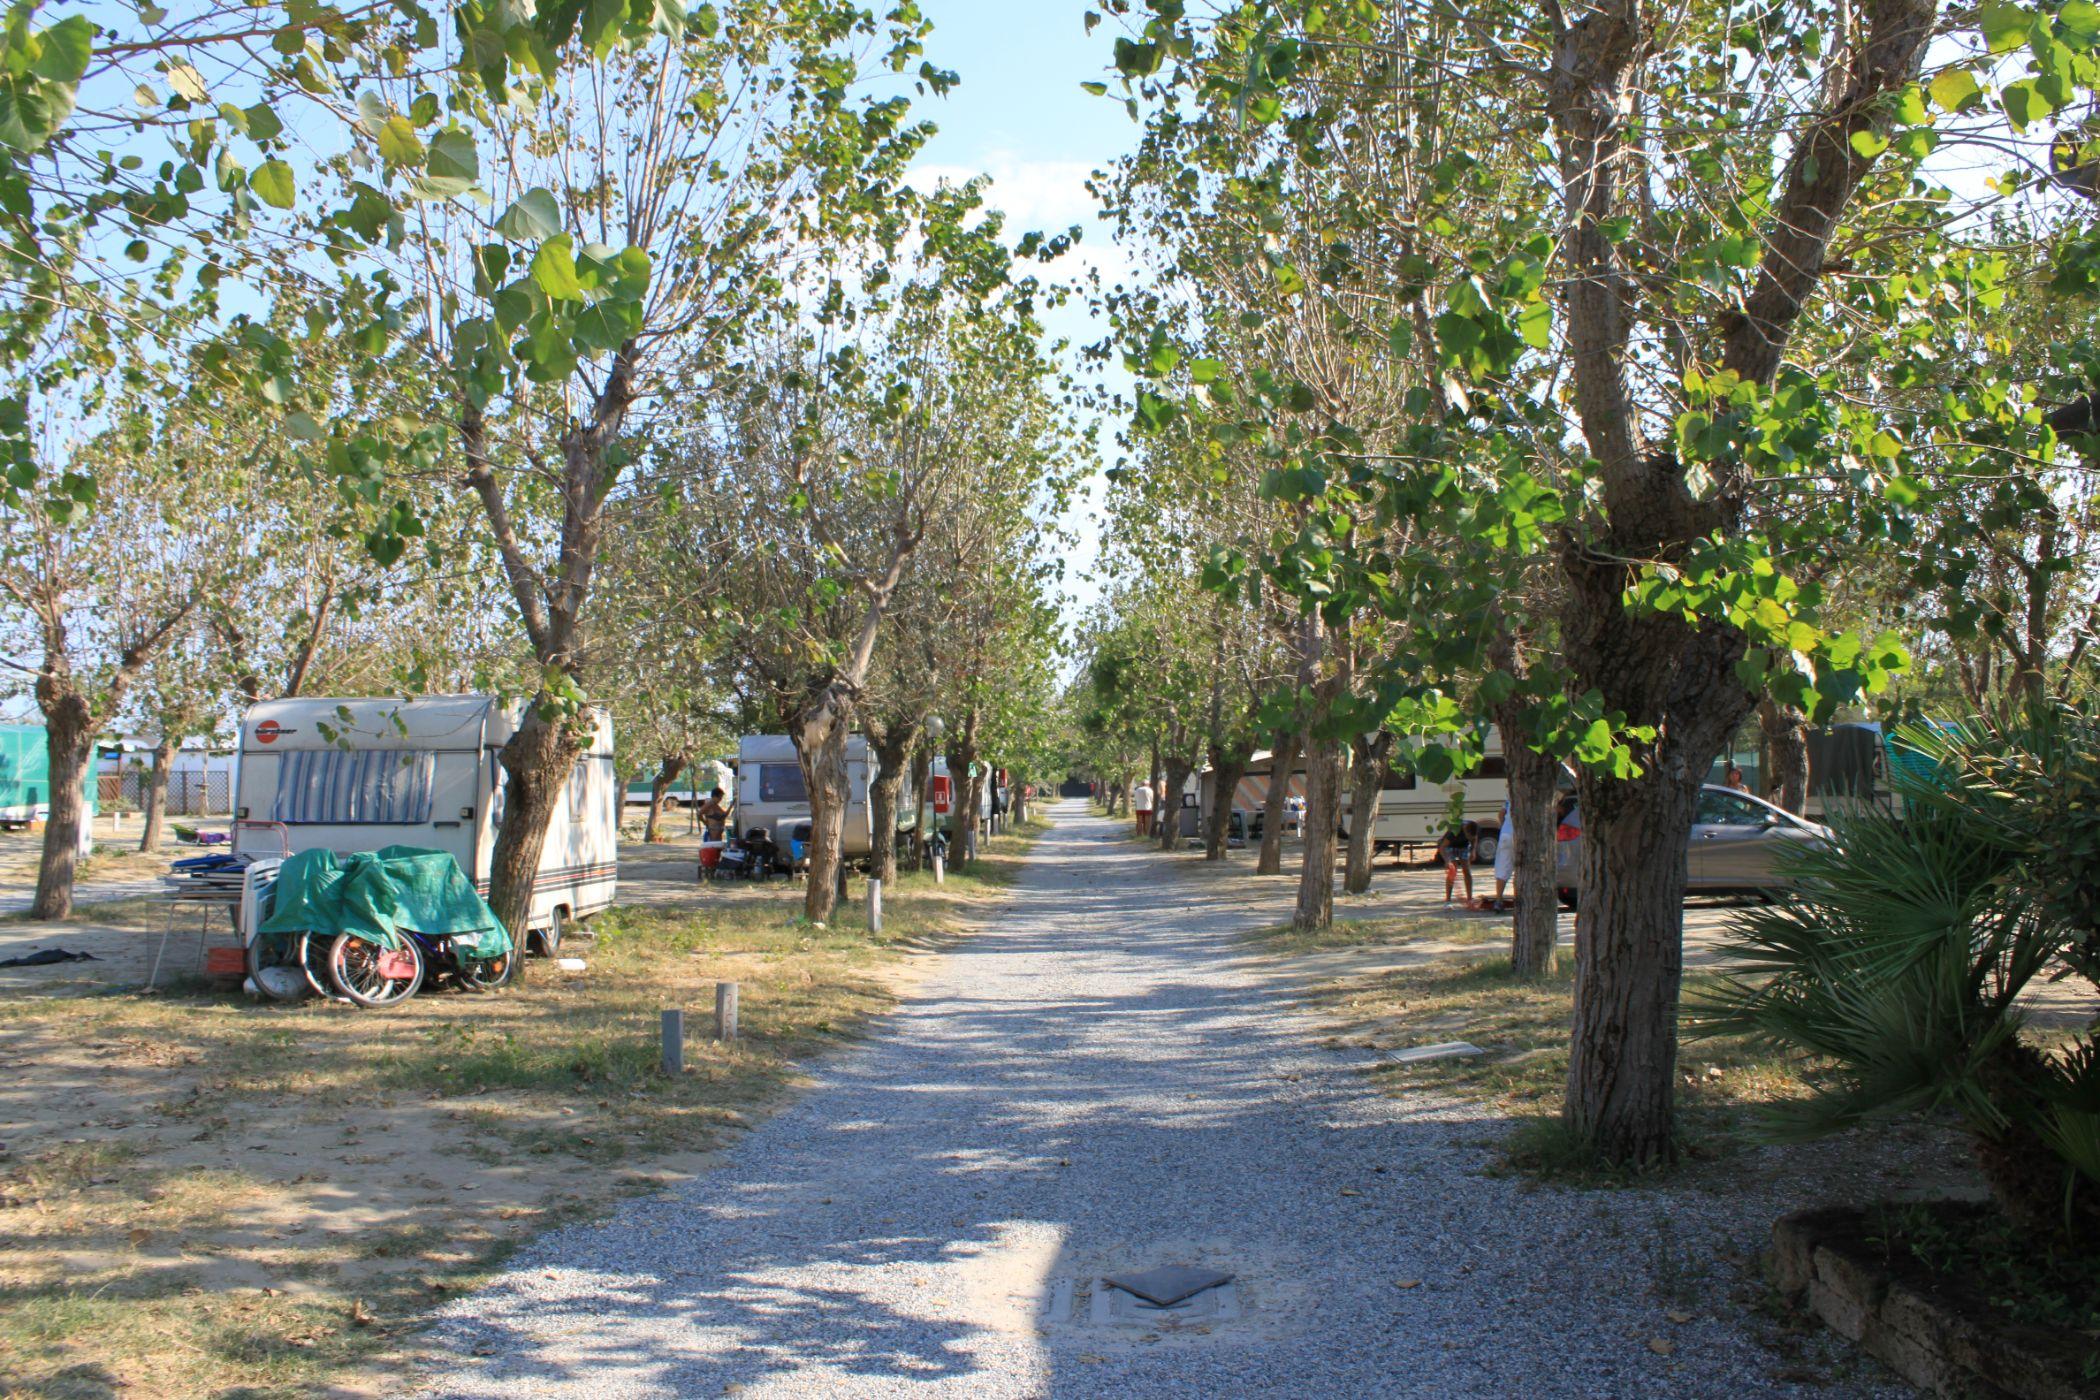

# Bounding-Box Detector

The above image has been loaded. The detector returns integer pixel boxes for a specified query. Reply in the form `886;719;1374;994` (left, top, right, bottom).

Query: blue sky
908;1;1140;623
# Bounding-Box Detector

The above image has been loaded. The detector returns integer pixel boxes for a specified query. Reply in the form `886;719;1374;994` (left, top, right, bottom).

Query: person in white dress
1491;799;1515;911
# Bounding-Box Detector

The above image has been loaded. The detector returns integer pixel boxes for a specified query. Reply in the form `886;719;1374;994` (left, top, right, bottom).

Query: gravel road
416;799;1905;1398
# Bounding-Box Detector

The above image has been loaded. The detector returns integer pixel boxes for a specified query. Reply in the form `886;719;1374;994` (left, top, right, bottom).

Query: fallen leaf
1647;1337;1675;1356
1667;1310;1692;1324
128;1227;152;1247
1080;1354;1105;1364
349;1299;376;1327
1394;1279;1421;1289
1339;1187;1362;1197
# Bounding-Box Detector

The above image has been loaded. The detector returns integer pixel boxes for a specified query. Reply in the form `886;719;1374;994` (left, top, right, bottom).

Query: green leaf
497;188;562;241
31;16;93;82
249;159;296;209
1980;2;2032;52
1929;68;1981;112
2001;78;2052;129
531;234;585;301
1388;317;1413;357
1849;128;1890;158
426;128;477;183
377;115;424;167
1894;85;1929;126
2062;0;2100;46
244;102;283;141
1516;300;1552;350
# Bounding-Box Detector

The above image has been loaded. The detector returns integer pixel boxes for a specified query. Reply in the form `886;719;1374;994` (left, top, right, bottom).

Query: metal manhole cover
1103;1264;1234;1308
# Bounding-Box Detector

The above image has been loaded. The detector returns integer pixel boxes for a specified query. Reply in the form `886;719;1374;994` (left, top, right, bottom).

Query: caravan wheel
528;907;566;958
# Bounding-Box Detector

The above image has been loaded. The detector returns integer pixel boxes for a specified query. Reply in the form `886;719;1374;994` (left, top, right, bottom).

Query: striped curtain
272;749;436;825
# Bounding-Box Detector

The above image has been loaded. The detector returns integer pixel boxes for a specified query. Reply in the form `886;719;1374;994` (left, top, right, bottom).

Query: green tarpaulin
259;846;510;958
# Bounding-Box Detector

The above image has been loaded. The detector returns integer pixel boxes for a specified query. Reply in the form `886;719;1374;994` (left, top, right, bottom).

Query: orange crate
203;946;247;978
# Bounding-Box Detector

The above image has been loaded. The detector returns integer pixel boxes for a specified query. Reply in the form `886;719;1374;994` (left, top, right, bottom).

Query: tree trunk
643;754;686;844
1257;730;1300;876
867;722;917;886
794;686;855;924
1499;713;1562;979
1294;734;1342;932
30;694;94;921
1562;767;1702;1165
1759;698;1809;814
1342;732;1389;895
1156;755;1193;851
947;705;981;866
139;736;174;855
908;745;931;868
486;705;582;943
1204;747;1249;861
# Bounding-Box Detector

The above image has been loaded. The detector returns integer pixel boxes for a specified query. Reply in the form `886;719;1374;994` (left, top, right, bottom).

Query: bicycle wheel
454;938;518;992
327;933;424;1008
246;930;310;1003
299;931;348;1001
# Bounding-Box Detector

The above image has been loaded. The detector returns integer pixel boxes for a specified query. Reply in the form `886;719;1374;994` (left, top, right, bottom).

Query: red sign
931;774;953;814
256;720;283;744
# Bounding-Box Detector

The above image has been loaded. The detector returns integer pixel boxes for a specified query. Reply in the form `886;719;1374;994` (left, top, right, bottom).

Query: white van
735;735;915;864
233;696;618;952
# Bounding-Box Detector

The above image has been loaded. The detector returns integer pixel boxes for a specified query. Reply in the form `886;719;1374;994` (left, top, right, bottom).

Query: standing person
1490;799;1515;911
1132;777;1155;837
699;787;731;841
1436;820;1477;906
1724;762;1749;793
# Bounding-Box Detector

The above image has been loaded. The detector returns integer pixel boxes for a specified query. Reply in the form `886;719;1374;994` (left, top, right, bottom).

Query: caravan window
759;763;806;803
273;749;436;824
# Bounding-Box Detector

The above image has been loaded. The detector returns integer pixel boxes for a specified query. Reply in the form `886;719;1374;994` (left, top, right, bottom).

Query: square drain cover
1103;1264;1234;1308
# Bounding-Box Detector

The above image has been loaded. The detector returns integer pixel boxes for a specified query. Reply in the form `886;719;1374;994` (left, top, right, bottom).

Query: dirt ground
0;823;1039;1399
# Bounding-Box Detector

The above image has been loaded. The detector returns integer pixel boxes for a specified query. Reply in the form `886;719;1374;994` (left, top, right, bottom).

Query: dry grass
1315;958;1808;1118
0;820;1043;1399
1245;910;1505;956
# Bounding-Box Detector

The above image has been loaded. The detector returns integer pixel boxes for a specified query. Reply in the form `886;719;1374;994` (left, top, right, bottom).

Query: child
1437;821;1477;905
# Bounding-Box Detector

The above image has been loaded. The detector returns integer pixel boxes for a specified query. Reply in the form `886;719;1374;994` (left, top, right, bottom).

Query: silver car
1554;784;1831;909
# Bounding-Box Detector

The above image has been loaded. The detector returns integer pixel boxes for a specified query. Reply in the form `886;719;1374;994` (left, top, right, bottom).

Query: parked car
1554;784;1831;909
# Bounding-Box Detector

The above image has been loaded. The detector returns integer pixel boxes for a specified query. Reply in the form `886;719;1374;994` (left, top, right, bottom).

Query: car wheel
1474;834;1498;865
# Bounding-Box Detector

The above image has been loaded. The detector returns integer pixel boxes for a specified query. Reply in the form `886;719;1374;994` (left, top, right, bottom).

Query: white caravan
1336;732;1517;862
735;735;915;862
234;696;618;952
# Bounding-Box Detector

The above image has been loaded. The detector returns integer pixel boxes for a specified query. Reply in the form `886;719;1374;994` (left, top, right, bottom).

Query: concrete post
866;877;883;933
660;1008;685;1074
715;981;739;1040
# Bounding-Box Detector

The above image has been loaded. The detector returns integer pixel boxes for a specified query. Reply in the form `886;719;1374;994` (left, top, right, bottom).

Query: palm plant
1691;710;2100;1248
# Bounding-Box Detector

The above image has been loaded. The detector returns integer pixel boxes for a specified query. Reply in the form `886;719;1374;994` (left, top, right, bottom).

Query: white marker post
866;877;883;933
715;981;739;1041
